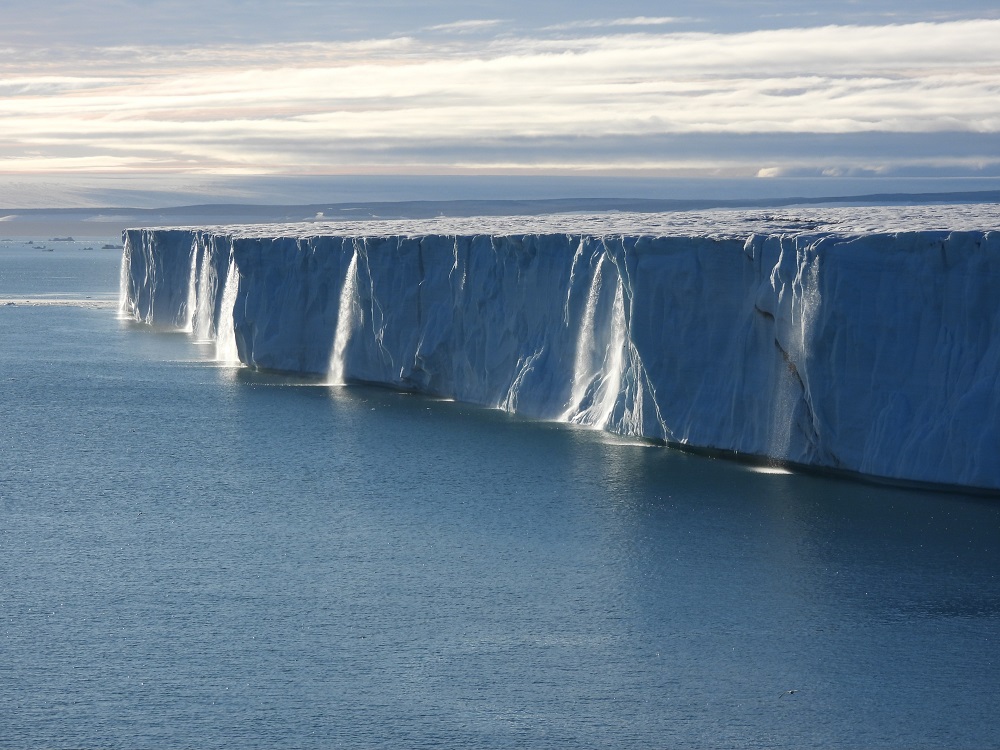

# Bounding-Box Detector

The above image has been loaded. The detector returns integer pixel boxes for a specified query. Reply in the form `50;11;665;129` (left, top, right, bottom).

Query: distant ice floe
2;296;117;309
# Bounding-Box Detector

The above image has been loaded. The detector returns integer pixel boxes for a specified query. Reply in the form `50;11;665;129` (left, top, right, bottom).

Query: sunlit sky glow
2;1;1000;204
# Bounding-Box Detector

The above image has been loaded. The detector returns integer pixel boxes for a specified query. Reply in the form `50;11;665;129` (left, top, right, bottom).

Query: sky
2;0;1000;206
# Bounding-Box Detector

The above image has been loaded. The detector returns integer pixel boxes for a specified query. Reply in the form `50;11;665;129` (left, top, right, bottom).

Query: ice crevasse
120;222;1000;492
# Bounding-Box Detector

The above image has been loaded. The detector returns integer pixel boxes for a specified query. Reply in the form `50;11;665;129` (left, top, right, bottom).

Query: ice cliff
120;207;1000;491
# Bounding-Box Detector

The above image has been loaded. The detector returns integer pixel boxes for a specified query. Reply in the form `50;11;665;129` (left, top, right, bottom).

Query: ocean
2;240;999;749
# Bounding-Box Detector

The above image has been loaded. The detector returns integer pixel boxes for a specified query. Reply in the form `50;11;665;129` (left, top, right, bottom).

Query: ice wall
121;223;1000;491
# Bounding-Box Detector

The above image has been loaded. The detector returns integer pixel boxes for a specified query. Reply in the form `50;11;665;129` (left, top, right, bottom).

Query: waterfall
215;257;241;364
449;236;466;291
561;253;606;421
767;242;822;459
563;236;586;325
589;277;627;428
562;250;634;429
499;349;544;413
192;246;217;342
559;248;665;438
328;246;361;385
561;267;628;429
117;238;131;318
182;239;198;333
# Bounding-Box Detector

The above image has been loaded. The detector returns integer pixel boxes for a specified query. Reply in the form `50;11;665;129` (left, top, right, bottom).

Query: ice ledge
120;212;1000;492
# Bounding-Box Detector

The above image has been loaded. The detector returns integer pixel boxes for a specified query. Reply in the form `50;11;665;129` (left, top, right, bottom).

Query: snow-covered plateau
121;204;1000;491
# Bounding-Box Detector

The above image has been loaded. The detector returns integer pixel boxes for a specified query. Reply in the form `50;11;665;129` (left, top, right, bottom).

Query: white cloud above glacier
1;14;1000;177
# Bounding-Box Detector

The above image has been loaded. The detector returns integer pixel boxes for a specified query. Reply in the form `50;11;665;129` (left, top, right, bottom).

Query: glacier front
120;206;1000;492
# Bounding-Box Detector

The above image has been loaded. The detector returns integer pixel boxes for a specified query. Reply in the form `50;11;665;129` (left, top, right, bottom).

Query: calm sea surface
2;242;999;749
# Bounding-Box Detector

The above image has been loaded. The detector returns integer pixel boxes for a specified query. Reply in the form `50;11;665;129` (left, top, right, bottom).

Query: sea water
2;241;999;749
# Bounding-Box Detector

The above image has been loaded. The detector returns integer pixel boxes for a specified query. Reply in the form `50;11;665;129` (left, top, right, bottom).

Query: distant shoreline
1;188;998;238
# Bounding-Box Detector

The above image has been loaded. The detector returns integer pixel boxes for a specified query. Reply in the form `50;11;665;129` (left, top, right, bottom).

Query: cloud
542;16;688;31
424;19;505;33
1;19;999;176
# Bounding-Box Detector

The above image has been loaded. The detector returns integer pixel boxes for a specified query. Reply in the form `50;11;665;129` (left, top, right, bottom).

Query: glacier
120;205;1000;492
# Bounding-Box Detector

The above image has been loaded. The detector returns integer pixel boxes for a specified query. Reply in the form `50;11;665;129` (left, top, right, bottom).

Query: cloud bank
1;19;998;177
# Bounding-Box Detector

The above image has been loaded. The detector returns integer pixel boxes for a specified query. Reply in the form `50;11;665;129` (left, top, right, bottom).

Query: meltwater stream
3;242;1000;749
329;243;361;385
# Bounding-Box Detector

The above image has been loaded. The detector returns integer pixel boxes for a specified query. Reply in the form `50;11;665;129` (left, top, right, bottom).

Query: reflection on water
749;465;794;475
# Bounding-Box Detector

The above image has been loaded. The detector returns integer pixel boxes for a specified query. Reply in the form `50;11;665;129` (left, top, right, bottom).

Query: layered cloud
1;18;999;176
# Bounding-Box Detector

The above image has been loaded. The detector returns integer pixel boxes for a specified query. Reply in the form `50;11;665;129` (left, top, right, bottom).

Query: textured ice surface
121;204;1000;490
